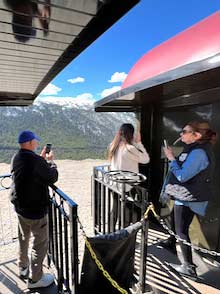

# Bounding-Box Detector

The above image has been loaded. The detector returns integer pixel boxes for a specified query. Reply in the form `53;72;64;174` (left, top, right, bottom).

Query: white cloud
40;83;62;95
67;77;85;84
101;86;121;98
108;72;127;83
35;93;95;106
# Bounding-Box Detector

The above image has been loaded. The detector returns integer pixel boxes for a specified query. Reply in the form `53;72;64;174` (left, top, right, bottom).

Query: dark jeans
174;204;195;265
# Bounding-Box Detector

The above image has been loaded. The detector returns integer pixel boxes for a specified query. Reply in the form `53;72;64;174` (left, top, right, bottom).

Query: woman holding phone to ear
163;121;215;280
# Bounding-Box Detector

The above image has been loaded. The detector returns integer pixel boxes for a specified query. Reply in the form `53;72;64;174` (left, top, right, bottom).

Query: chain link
144;203;220;257
77;201;220;294
77;217;128;294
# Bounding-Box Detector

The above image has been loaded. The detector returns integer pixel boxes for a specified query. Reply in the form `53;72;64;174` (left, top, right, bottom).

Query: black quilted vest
166;142;214;202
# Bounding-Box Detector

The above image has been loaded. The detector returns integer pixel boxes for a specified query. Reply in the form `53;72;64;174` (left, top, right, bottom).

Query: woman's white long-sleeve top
111;142;150;173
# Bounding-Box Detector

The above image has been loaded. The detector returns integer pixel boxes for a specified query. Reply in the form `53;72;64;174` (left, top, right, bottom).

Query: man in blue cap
10;130;58;289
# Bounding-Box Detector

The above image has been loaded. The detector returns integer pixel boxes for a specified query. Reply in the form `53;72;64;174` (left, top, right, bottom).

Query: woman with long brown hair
108;123;150;172
108;123;149;229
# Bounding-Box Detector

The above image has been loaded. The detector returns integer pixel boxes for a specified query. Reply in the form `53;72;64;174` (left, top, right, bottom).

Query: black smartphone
45;143;52;154
163;139;168;148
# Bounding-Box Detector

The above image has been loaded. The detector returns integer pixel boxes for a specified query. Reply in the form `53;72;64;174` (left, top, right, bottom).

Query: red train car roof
122;12;220;89
95;12;220;112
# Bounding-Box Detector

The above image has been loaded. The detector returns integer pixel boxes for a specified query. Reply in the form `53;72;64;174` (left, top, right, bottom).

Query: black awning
0;0;139;106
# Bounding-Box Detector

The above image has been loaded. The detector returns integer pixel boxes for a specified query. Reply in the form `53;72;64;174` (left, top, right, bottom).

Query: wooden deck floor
0;242;57;294
135;227;220;294
0;228;220;294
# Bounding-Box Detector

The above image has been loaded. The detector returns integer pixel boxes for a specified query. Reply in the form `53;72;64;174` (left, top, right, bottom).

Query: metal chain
77;200;220;294
77;217;128;294
145;203;220;257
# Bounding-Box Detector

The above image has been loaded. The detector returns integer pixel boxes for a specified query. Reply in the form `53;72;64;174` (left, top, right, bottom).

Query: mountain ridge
0;101;134;163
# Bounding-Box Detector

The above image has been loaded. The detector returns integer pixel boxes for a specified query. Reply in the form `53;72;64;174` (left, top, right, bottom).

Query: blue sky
38;0;220;105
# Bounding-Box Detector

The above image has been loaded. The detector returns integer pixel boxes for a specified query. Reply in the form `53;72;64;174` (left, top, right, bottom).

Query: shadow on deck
1;228;220;294
0;257;57;294
136;226;220;294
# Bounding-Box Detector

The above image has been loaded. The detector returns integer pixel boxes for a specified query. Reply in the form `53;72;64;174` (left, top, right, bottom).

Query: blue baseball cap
18;131;40;144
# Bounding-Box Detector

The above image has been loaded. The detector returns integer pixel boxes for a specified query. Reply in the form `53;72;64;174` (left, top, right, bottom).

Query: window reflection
4;0;51;42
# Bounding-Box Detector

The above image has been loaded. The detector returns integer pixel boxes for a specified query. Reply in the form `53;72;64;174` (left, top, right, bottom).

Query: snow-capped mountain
0;101;134;162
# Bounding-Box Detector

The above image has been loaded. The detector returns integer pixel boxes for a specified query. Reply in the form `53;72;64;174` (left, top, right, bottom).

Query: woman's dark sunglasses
181;129;193;134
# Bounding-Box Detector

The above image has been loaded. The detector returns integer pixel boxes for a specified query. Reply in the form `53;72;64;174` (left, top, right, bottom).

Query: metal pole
70;204;79;294
139;206;154;294
91;167;96;234
121;182;126;228
139;217;148;292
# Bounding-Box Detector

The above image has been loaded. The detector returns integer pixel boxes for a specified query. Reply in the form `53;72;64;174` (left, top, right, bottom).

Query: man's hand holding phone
40;143;54;161
45;143;52;154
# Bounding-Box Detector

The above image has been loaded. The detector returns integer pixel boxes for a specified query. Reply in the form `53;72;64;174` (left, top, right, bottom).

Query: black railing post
58;204;64;288
69;204;79;294
139;216;149;292
92;167;97;233
53;196;59;271
107;188;111;233
121;182;126;228
48;185;79;294
48;197;53;268
92;167;151;292
64;218;70;291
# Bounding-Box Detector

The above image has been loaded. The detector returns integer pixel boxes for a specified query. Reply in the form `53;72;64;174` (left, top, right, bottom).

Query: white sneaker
19;266;29;279
27;273;54;289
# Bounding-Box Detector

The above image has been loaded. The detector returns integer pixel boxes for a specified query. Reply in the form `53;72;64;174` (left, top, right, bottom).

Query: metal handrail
92;165;149;293
48;185;79;294
0;174;16;245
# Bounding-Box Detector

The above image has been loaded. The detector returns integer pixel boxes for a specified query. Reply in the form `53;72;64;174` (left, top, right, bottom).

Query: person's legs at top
27;214;54;288
17;214;31;278
30;215;49;281
157;208;177;254
170;204;197;279
174;204;194;264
